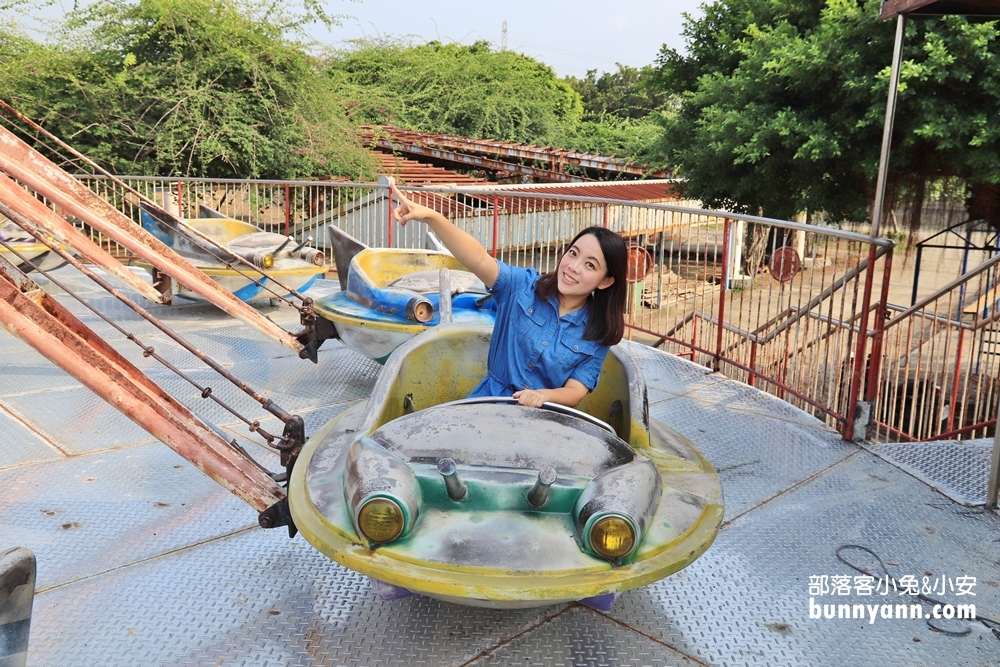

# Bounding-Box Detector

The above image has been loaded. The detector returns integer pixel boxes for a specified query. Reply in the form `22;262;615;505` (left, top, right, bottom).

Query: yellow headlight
358;498;404;543
260;253;275;269
590;515;635;559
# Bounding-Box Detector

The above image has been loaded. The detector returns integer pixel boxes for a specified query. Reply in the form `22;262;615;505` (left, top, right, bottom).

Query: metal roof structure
360;125;671;183
879;0;1000;18
474;179;681;203
373;152;489;186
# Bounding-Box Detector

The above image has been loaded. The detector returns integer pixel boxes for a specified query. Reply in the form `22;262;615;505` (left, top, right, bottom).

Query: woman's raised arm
389;180;499;288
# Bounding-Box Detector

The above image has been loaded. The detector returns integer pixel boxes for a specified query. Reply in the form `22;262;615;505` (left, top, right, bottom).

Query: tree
324;39;584;145
565;64;667;121
1;0;377;179
652;0;1000;228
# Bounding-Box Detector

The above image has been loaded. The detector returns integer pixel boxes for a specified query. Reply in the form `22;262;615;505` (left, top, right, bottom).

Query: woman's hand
513;388;551;408
388;178;434;226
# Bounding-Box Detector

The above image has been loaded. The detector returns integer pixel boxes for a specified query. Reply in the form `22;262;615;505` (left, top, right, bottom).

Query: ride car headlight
574;458;661;562
358;497;405;543
344;437;421;545
588;515;636;560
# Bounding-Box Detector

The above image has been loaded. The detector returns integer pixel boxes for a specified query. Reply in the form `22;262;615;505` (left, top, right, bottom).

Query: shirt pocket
514;291;546;329
552;334;600;384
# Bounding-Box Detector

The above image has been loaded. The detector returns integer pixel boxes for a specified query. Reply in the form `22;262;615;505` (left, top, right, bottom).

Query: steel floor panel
648;394;854;521
605;450;1000;667
0;348;84;398
864;439;995;506
620;344;728;402
26;529;558;667
468;605;700;666
0;441;255;591
0;408;63;469
1;385;156;455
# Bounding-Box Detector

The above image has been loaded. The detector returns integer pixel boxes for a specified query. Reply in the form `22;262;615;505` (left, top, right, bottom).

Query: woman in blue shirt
390;181;628;409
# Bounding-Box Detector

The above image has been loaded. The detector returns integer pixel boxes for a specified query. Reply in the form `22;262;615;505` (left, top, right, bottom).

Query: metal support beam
871;15;906;238
0;174;167;304
0;125;304;353
0;255;285;512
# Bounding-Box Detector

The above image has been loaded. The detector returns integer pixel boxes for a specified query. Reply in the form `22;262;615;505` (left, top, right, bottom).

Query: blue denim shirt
468;260;609;397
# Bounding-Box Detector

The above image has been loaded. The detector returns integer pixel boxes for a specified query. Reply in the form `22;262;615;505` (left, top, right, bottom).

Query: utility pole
502;20;507;50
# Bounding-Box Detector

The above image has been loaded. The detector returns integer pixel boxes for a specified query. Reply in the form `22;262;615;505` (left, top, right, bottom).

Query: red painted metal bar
864;247;894;403
491;195;499;258
749;341;758;388
924;417;996;441
0;126;304;353
844;245;879;441
714;218;731;370
603;204;609;228
0;257;284;512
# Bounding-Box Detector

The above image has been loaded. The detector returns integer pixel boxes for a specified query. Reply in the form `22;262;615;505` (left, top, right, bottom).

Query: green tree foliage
653;0;1000;226
565;64;667;121
324;39;583;145
1;0;376;179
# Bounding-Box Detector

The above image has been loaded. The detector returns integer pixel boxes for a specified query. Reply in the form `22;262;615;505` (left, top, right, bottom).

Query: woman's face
556;233;616;298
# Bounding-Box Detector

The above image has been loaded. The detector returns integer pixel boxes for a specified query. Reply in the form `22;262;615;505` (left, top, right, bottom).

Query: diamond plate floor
1;267;998;666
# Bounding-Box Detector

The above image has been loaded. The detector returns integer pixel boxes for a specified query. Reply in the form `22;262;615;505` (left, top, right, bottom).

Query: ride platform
1;267;998;666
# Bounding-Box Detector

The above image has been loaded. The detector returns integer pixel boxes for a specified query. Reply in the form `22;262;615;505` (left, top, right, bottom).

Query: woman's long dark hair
535;227;628;346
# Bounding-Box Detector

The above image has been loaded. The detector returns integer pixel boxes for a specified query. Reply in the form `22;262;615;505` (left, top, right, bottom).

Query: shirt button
574;345;579;349
528;362;533;368
527;308;532;313
542;341;547;346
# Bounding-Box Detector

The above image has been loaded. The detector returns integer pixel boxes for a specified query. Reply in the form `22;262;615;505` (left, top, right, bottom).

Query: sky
12;0;707;78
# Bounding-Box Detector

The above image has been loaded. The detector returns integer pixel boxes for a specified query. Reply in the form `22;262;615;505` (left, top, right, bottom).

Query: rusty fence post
845;245;879;441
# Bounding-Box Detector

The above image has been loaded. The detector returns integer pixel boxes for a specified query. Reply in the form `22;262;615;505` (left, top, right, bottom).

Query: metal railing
871;252;1000;443
69;177;895;440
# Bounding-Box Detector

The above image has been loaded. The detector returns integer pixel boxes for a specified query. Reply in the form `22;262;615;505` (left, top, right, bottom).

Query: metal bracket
276;414;306;473
294;305;338;363
258;498;297;538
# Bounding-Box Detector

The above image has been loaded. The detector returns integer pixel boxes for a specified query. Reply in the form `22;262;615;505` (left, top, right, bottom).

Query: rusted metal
3;229;295;444
374;151;489;185
365;136;589;183
361;125;671;178
0;125;303;353
845;246;879;441
0;254;285;512
864;248;894;405
0;174;166;303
